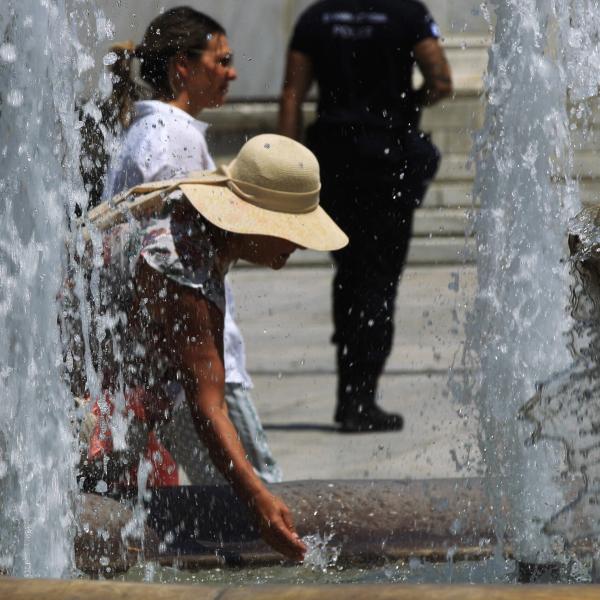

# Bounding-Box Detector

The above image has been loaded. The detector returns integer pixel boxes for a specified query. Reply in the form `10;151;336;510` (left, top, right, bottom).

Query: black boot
339;404;403;433
334;361;403;433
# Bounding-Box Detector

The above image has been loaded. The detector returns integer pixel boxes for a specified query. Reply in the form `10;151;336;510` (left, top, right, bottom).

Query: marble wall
91;0;488;99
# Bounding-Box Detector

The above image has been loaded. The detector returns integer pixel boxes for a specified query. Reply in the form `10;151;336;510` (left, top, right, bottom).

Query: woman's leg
224;382;283;484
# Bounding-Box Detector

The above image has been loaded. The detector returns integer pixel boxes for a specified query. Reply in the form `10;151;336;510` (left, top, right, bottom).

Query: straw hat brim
180;182;348;252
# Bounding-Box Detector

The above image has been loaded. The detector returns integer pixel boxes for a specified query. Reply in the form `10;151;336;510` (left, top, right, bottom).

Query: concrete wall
90;0;489;100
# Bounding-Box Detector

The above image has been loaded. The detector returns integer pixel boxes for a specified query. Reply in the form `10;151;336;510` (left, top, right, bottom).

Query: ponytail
78;41;138;209
105;40;138;129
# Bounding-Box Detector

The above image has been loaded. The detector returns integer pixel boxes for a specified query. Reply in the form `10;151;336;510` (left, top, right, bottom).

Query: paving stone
228;264;480;481
251;372;481;481
236;238;475;268
423;182;476;208
228;266;476;374
412;208;470;237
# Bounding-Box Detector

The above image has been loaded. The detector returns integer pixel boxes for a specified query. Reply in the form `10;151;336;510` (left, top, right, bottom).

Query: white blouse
104;100;252;388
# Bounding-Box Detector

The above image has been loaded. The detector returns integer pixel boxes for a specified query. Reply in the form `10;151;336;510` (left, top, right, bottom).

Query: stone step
409;236;475;264
423;180;600;209
436;154;474;181
413;208;470;236
205;96;485;131
205;99;484;157
235;205;474;268
239;235;475;268
424;181;475;208
203;41;600;262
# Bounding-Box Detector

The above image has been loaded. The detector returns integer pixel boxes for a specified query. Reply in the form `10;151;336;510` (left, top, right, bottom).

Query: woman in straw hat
81;133;348;561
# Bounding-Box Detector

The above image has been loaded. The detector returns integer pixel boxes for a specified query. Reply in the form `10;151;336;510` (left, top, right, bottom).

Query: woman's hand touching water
250;488;307;561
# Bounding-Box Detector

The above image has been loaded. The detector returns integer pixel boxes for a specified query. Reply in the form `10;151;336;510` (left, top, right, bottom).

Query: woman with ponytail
107;8;284;484
104;8;233;194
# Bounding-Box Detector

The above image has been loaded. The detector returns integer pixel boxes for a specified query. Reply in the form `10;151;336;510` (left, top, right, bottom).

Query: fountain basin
77;478;495;575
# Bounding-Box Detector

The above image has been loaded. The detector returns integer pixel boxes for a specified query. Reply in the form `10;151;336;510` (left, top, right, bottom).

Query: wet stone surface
76;479;495;574
76;493;159;576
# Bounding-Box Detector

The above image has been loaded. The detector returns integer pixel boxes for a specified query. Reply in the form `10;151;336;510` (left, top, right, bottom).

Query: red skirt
88;388;180;489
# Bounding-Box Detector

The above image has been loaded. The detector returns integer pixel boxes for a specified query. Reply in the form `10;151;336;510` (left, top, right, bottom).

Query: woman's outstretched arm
138;263;306;561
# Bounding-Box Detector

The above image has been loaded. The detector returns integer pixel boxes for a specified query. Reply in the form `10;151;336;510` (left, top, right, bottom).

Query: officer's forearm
415;77;452;107
413;38;453;107
278;91;304;140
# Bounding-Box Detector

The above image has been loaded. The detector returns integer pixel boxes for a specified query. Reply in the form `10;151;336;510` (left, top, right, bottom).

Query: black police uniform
290;0;441;429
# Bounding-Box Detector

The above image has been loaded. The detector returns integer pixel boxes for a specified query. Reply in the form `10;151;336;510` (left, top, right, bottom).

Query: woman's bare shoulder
135;260;224;347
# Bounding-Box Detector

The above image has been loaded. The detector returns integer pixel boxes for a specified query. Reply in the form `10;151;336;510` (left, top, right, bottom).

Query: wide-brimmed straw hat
88;134;348;252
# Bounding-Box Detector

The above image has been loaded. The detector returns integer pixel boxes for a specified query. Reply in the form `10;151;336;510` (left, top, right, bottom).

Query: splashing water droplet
94;480;108;494
103;51;118;66
0;43;16;63
6;89;23;107
77;52;95;75
302;532;340;572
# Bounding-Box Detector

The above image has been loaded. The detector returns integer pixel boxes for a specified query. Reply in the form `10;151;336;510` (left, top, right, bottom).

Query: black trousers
310;126;440;413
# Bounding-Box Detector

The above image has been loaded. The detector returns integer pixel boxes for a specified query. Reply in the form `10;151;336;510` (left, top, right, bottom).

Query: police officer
279;0;452;432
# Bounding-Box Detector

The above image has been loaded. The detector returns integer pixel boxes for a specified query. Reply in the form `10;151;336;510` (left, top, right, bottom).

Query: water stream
467;0;600;566
0;0;107;578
